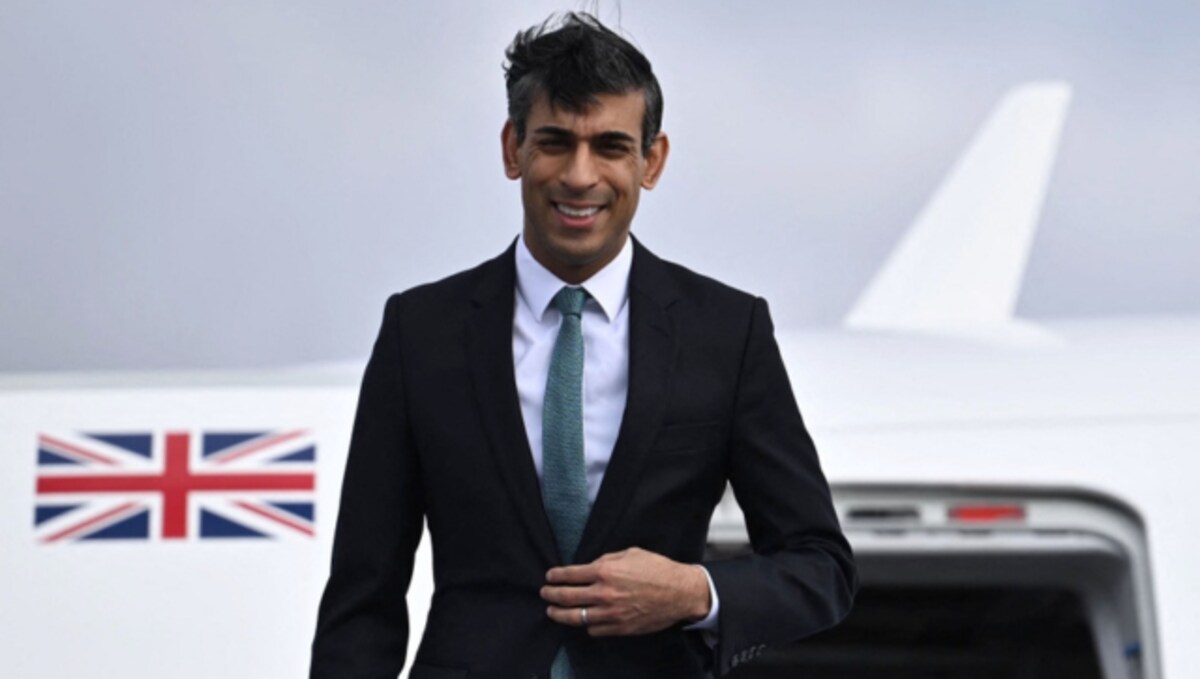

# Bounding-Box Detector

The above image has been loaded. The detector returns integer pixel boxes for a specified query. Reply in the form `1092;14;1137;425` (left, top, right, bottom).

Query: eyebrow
532;126;638;146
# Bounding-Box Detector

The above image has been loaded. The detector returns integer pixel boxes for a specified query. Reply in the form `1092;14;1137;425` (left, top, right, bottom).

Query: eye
598;141;632;156
536;138;570;152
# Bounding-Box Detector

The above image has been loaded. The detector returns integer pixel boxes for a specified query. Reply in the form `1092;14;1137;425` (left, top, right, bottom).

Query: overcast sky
2;1;1198;372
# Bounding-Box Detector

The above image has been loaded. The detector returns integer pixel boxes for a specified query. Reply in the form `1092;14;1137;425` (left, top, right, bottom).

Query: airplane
1;82;1194;679
711;81;1197;679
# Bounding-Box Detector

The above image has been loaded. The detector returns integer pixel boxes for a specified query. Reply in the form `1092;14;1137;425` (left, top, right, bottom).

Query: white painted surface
846;83;1071;332
0;387;436;678
2;311;1196;676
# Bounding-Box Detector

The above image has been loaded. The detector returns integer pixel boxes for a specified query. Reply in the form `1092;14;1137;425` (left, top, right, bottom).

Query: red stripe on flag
36;473;315;493
162;432;189;538
38;434;119;466
234;500;314;536
210;430;308;465
42;501;139;543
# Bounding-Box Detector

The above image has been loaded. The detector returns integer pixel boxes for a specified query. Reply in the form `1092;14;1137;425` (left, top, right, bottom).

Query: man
311;13;856;679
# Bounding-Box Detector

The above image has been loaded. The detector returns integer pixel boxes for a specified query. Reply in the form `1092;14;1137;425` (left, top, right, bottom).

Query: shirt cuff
683;564;720;631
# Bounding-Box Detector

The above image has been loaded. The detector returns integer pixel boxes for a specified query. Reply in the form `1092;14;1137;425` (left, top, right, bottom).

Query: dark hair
504;12;663;155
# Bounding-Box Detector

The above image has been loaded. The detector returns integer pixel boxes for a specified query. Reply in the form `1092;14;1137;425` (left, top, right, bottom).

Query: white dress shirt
513;235;631;503
512;234;719;631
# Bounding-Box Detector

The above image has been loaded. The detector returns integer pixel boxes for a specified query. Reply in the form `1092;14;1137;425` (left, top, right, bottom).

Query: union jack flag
34;430;316;543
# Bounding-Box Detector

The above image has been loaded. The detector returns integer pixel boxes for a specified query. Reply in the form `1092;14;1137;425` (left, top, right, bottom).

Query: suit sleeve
311;294;425;679
703;297;858;675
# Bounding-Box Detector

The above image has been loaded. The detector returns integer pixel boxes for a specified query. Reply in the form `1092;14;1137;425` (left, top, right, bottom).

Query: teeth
556;203;600;218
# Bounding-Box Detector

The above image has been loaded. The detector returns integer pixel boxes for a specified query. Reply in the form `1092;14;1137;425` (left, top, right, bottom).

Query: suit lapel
465;243;559;566
577;239;679;562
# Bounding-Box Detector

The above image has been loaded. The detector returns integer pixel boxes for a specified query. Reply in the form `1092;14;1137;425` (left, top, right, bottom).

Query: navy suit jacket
311;238;856;678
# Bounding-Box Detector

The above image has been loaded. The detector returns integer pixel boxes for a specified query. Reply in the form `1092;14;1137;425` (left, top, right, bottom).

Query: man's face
503;91;669;284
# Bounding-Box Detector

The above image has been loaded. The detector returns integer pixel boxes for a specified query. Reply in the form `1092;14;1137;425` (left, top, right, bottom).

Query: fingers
544;604;621;636
542;549;698;637
545;563;600;585
545;548;635;584
546;604;595;627
542;580;618;634
540;583;601;607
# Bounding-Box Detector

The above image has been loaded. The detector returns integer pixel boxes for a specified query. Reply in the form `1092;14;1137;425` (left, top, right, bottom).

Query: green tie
543;286;589;679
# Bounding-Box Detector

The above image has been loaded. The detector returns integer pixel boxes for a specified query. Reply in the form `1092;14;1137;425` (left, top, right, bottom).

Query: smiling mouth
553;203;602;218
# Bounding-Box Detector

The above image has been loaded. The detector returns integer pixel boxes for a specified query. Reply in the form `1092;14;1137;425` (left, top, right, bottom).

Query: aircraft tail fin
844;82;1071;334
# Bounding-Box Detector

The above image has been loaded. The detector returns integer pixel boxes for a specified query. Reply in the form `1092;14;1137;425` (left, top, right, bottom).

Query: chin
544;233;601;256
550;248;601;268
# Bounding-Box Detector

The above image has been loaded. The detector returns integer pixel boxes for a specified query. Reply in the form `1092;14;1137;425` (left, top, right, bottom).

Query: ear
640;132;670;190
501;120;521;180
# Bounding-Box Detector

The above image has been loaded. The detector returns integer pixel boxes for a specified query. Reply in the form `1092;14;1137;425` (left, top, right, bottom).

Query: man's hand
541;547;712;636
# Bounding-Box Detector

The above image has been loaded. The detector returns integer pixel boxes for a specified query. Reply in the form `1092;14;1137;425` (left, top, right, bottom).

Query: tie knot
551;286;588;317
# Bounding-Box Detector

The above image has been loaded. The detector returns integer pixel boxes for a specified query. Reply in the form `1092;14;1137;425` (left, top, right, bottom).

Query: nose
560;144;599;191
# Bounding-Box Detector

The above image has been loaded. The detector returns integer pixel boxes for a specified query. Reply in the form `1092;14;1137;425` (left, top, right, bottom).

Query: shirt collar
515;234;632;323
